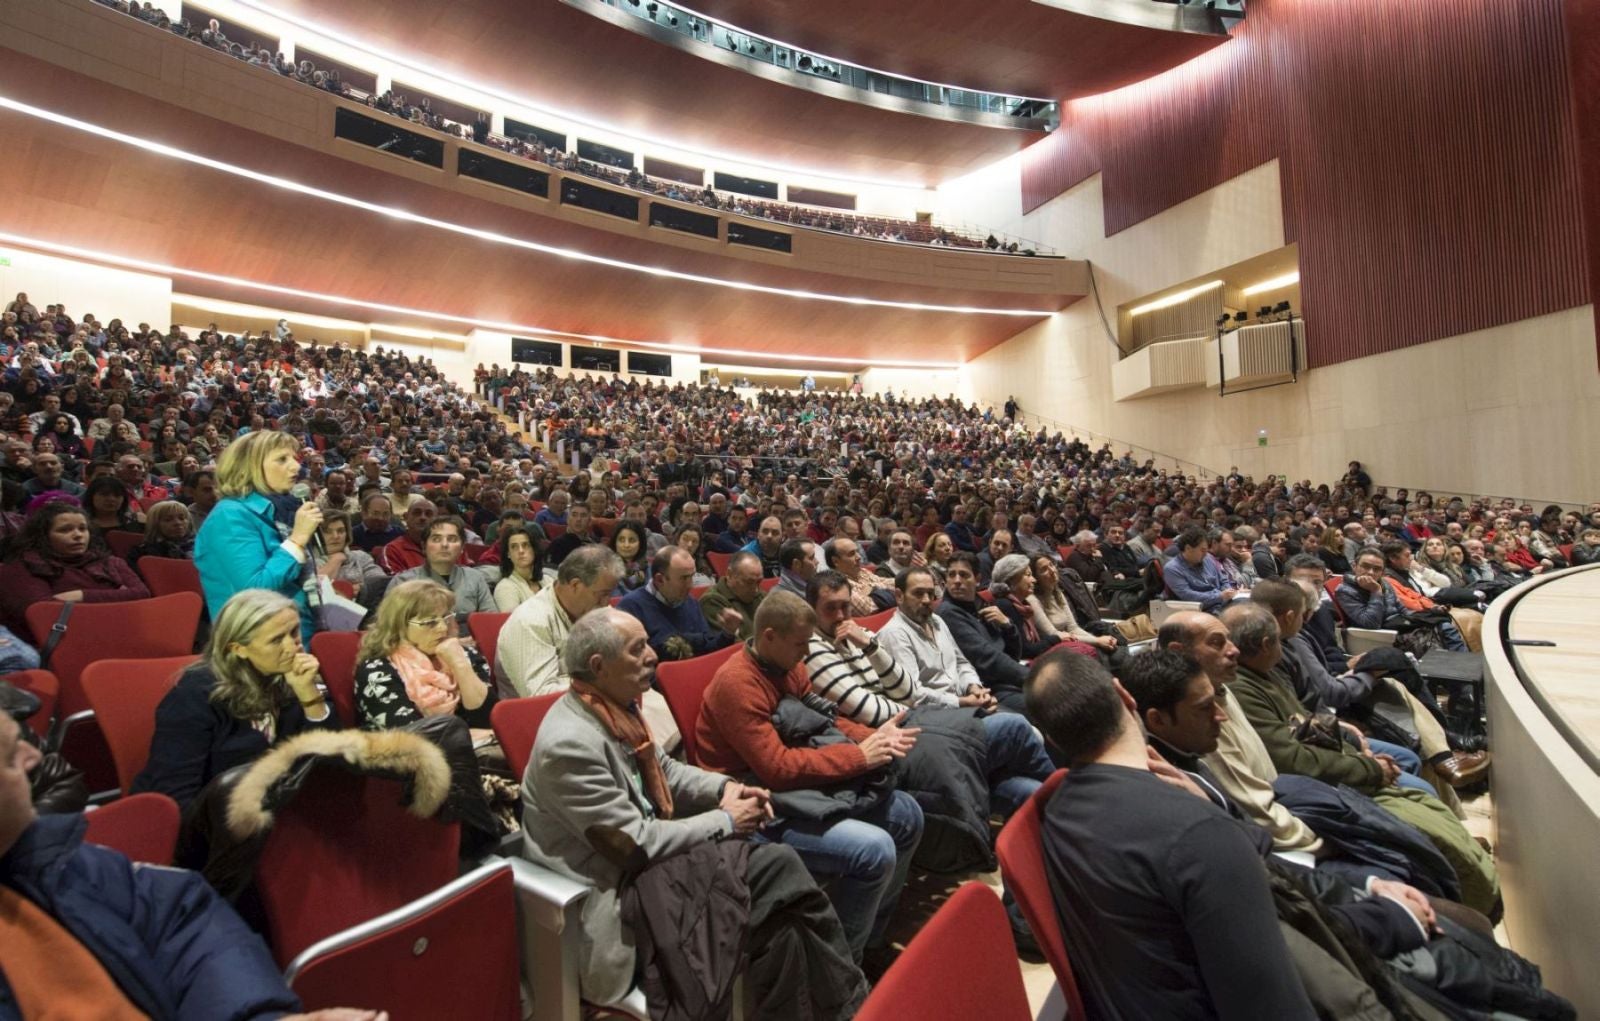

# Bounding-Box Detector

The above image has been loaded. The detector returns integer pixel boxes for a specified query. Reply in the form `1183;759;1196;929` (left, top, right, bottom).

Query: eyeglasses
408;616;453;629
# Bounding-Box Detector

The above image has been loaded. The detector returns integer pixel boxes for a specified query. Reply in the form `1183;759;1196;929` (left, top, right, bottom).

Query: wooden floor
1504;567;1600;764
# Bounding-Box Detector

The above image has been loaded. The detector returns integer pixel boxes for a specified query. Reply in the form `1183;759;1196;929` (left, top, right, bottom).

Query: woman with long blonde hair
133;588;335;810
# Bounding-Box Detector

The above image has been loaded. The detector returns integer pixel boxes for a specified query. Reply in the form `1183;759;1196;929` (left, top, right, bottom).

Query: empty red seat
855;882;1032;1021
80;654;199;794
854;608;896;632
490;691;563;779
137;556;202;598
285;861;519;1021
309;631;362;728
468;611;510;672
83;792;181;866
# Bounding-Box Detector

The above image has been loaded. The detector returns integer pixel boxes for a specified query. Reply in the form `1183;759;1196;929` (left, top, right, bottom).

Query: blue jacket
0;813;301;1021
1162;554;1230;612
618;585;734;660
195;492;313;644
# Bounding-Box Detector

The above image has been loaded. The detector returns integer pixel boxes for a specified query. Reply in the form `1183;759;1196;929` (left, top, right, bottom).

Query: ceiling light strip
232;0;937;190
0;94;1040;317
1127;279;1222;317
0;231;962;369
1241;271;1299;295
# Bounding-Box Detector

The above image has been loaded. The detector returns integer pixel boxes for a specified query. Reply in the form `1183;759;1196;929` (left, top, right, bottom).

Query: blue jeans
754;789;924;960
1368;739;1434;794
983;712;1056;819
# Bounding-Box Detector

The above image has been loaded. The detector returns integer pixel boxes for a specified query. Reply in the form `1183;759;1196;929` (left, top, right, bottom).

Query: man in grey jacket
519;609;773;1006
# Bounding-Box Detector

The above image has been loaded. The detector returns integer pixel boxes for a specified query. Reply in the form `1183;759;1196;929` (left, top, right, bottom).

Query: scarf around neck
570;679;673;819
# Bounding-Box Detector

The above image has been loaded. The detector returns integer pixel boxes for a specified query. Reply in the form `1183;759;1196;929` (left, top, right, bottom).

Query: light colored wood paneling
1483;565;1600;1020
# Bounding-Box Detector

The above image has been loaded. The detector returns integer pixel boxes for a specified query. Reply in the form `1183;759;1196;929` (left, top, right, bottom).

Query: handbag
1291;708;1346;751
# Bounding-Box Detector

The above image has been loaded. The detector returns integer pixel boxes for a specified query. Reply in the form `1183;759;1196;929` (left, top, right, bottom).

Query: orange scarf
0;884;149;1020
388;644;461;715
570;681;673;819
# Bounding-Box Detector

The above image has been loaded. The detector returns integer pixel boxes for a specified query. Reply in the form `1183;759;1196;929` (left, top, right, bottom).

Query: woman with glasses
355;579;495;732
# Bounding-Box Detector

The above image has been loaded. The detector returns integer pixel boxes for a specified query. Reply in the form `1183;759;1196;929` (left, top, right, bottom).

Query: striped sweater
804;633;918;728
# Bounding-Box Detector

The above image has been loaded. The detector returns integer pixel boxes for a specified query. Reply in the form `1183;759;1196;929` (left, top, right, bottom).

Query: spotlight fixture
798;55;812;70
1234;311;1249;322
1273;300;1291;313
645;2;657;13
1215;313;1230;327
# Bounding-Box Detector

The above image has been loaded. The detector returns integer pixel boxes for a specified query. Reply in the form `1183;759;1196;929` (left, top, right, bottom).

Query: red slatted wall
1568;0;1600;369
1019;0;1593;369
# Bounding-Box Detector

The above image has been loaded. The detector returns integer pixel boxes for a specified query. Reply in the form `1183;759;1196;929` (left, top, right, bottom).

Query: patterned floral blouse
355;645;497;731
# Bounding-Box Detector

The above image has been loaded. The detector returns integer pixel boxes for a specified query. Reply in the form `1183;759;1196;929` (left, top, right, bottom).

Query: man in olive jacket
698;551;765;641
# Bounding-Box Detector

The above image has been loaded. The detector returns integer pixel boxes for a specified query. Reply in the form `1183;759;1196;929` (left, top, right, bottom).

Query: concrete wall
939;157;1600;504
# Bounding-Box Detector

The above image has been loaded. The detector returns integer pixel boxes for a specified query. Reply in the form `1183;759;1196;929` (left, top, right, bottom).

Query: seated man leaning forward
518;609;865;1013
694;591;926;965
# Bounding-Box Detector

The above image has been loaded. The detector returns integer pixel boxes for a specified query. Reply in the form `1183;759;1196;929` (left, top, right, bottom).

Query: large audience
0;291;1589;1017
88;0;1039;256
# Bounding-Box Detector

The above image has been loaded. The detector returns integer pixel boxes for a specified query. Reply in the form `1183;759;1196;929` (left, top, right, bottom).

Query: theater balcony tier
0;0;1086;365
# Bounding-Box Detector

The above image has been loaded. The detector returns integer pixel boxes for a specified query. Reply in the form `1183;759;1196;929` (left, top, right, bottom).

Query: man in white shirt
874;566;998;711
495;545;678;746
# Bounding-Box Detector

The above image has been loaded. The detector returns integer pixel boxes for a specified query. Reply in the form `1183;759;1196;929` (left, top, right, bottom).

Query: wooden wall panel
1020;0;1592;369
1567;0;1600;368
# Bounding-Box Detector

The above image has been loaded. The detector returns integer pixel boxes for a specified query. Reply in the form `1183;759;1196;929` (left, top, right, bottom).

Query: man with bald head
618;546;744;661
378;496;438;573
1156;610;1324;856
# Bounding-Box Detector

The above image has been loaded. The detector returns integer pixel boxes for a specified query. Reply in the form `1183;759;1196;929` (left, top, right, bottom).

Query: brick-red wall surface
1020;0;1592;368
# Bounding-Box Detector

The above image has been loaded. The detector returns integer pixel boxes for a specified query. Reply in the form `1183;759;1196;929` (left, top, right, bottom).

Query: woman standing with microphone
196;430;323;645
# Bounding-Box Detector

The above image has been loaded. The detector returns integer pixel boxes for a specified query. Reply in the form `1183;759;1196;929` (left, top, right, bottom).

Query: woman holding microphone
196;430;323;645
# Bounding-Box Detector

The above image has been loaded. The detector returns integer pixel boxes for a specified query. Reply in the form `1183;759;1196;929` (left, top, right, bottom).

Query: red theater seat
137;556;202;599
995;770;1085;1019
468;611;511;672
81;654;199;794
83;792;181;866
655;643;741;766
490;692;563;779
855;882;1032;1021
309;631;362;727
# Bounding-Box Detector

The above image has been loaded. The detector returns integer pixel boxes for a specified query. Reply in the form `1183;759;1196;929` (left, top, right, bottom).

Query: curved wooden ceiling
686;0;1230;100
0;47;1072;365
249;0;1046;186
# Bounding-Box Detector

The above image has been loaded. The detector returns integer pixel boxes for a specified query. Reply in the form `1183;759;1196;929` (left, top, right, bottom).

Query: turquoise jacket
194;492;314;644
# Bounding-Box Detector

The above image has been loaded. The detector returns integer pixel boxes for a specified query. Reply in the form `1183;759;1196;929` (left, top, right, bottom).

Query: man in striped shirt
803;570;1056;817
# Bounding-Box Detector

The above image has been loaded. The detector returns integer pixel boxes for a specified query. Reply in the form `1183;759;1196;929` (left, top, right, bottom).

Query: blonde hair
358;579;455;662
142;500;191;543
204;589;298;720
216;429;300;498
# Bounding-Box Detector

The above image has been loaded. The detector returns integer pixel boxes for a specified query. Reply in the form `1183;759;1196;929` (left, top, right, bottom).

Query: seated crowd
0;293;1587;1017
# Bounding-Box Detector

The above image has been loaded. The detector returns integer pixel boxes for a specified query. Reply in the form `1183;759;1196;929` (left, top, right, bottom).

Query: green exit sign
0;257;10;267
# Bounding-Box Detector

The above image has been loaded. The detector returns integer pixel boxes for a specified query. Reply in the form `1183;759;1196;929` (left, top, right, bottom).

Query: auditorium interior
0;0;1596;1017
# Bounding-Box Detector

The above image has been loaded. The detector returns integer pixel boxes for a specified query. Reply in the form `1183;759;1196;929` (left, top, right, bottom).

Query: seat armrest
1343;628;1399;656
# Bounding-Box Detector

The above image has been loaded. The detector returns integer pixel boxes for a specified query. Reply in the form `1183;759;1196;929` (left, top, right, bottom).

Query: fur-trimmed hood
226;728;452;838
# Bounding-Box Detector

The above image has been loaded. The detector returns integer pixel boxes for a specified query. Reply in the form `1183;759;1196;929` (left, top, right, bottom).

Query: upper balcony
0;0;1085;368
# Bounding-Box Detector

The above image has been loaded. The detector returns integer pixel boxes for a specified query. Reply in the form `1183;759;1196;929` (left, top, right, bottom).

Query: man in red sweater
696;591;925;964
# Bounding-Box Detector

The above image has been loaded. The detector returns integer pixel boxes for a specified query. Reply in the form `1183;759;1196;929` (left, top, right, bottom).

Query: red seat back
24;593;203;794
3;670;57;740
463;542;491;564
854;608;896;633
994;770;1085;1018
689;583;711;600
542;523;566;540
706;551;732;578
490;692;563;779
81;655;199;794
468;612;510;672
25;593;202;718
136;556;203;598
83;792;180;865
855;883;1032;1021
104;531;142;560
1324;577;1349;624
759;577;780;592
592;516;618;541
655;643;741;766
286;863;519;1021
309;631;362;727
256;764;461;967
